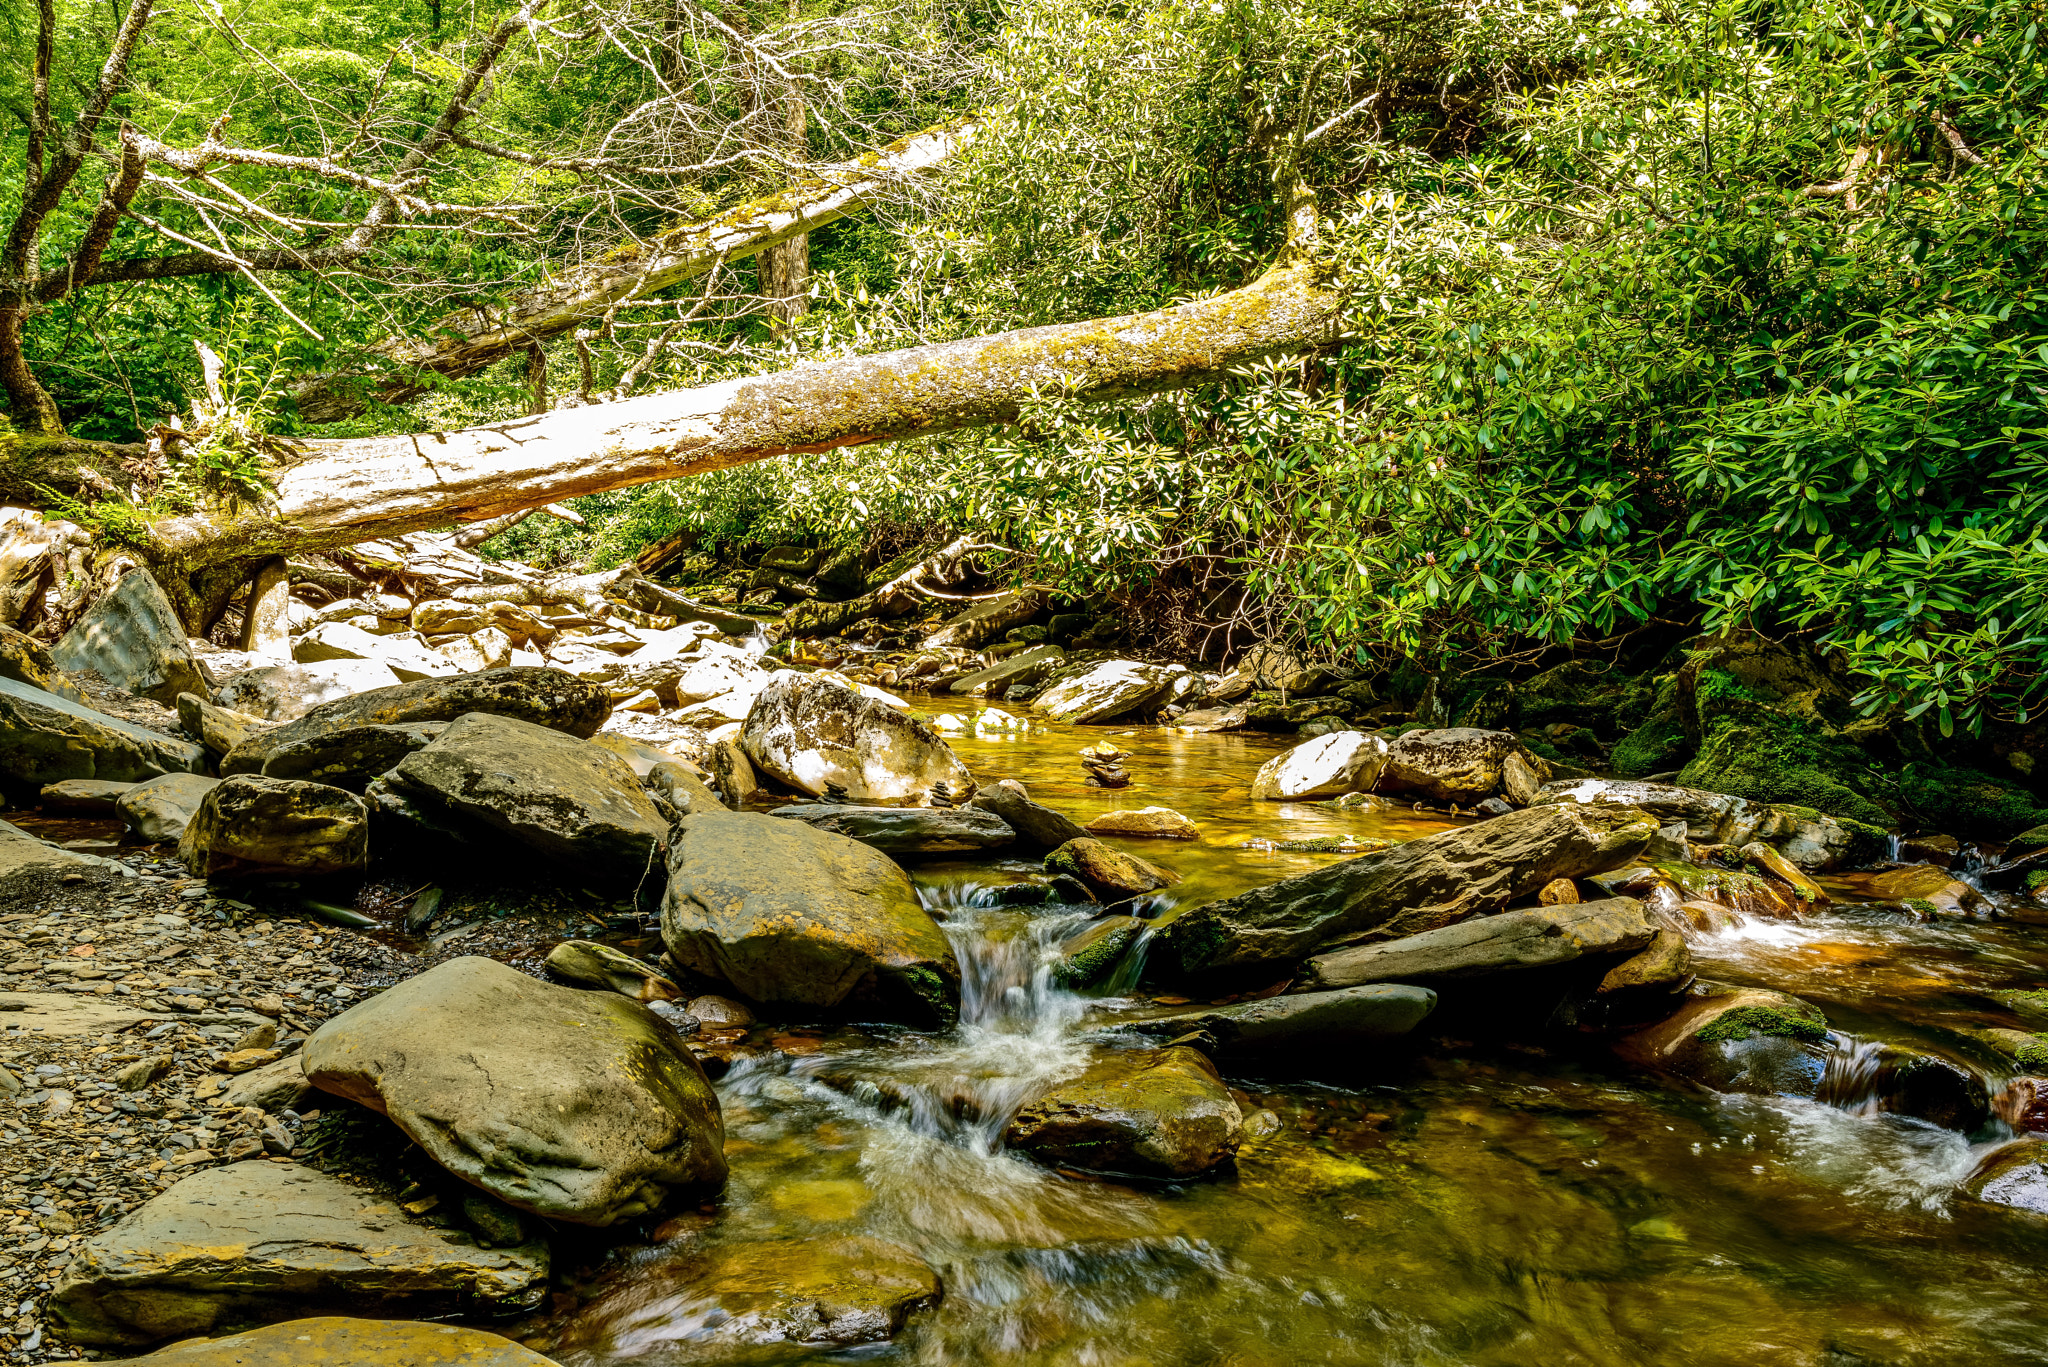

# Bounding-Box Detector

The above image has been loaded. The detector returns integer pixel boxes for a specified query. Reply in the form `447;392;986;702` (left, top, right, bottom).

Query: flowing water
533;710;2048;1366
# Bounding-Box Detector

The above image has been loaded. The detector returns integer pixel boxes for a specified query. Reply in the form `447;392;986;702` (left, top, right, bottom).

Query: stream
509;710;2048;1365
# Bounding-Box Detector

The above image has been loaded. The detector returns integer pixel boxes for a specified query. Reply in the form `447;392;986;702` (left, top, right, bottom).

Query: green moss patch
1696;1003;1828;1045
1898;764;2048;841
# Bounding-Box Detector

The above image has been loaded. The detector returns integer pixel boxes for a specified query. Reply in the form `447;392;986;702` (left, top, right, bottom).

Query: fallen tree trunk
290;119;976;423
782;535;1001;637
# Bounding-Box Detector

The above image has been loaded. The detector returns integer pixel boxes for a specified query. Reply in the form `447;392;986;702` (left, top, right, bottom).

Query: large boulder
662;810;960;1026
1613;982;1831;1097
115;773;221;843
49;569;207;705
117;1318;554;1366
1033;659;1189;724
304;956;725;1225
1250;731;1389;801
1518;660;1634;732
1002;1046;1242;1179
968;783;1086;849
176;692;273;758
215;660;405;720
0;818;104;893
1156;803;1657;979
1045;837;1179;899
769;803;1016;855
38;778;134;814
177;776;369;878
1531;778;1887;870
1300;897;1656;990
224;720;446;789
376;714;667;876
742;672;970;804
223;666;611;772
1375;728;1548;805
0;676;207;787
46;1161;547;1348
554;1236;939;1358
1124;984;1437;1060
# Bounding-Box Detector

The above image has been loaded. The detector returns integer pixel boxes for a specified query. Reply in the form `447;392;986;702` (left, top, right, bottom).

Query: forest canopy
3;0;2044;734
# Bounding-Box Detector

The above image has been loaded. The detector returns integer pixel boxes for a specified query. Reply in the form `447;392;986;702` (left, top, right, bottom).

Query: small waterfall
1886;833;1904;863
1816;1035;1889;1116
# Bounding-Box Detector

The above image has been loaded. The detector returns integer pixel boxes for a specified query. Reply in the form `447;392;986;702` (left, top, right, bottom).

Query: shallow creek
552;713;2048;1364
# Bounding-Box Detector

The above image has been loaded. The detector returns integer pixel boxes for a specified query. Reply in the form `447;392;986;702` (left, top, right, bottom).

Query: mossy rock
1519;660;1631;733
1995;989;2048;1030
1678;702;1894;829
1447;676;1516;731
1611;675;1689;777
1694;1003;1828;1045
1898;764;2048;842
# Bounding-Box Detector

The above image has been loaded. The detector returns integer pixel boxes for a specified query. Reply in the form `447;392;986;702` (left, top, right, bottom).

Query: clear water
533;707;2048;1366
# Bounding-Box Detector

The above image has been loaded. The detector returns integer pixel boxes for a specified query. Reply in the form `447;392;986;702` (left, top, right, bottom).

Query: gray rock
1123;984;1438;1058
379;714;667;877
545;939;680;1002
0;622;82;699
0;819;105;892
237;559;292;658
177;775;369;879
768;803;1016;855
742;672;971;804
1156;803;1657;979
1301;897;1656;990
1532;777;1757;842
224;720;446;790
294;621;463;680
217;1053;312;1113
969;783;1086;849
644;761;721;817
114;1317;557;1366
38;778;136;814
49;570;208;705
1003;1046;1242;1178
115;773;222;843
214;660;405;721
176;692;274;757
46;1161;548;1347
304;956;725;1226
947;643;1067;696
1374;728;1548;805
662;810;960;1026
0;675;207;786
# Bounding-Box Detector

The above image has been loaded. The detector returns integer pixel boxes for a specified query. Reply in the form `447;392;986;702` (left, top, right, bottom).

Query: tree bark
289;119;972;423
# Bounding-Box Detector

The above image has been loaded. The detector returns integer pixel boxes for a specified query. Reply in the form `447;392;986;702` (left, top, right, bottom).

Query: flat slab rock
304;956;725;1226
122;1317;554;1366
0;819;107;894
1301;897;1655;990
1122;984;1438;1059
768;802;1016;854
46;1161;548;1348
49;569;208;705
0;675;207;787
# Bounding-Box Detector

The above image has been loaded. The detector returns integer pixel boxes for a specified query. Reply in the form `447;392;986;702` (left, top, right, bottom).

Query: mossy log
289;119;977;424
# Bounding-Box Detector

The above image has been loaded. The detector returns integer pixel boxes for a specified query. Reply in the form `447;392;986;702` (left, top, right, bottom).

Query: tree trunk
146;257;1336;588
289;119;972;423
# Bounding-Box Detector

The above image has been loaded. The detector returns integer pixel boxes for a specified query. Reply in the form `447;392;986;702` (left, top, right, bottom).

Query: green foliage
1696;1003;1828;1045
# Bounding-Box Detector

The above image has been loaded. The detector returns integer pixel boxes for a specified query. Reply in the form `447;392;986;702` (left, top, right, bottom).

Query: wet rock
1613;982;1830;1097
1034;659;1189;723
225;720;446;789
1375;728;1549;805
378;713;667;876
545;939;681;1002
1126;984;1437;1058
1863;1048;1990;1132
38;777;135;814
968;783;1086;850
1958;1138;2048;1216
1241;693;1350;730
1207;644;1329;701
1857;862;1987;916
1004;1046;1242;1178
1158;803;1657;979
120;1317;555;1365
176;692;274;758
46;1161;548;1348
687;994;755;1027
306;956;724;1224
1250;731;1390;801
1738;841;1828;905
559;1235;939;1356
1533;777;1756;841
1053;915;1146;987
662;810;961;1026
295;621;463;680
1085;806;1197;839
115;773;221;843
1045;837;1180;899
2009;823;2048;861
1171;704;1248;733
50;569;208;705
948;643;1067;697
215;660;405;721
1596;929;1693;995
1748;802;1891;870
743;672;971;804
0;675;208;785
769;803;1016;855
1301;897;1656;990
176;776;369;879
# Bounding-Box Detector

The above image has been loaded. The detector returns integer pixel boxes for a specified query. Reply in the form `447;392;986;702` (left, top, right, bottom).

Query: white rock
1250;731;1390;801
438;627;513;673
295;621;462;681
215;660;404;721
673;655;764;706
742;672;972;803
1034;660;1190;724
